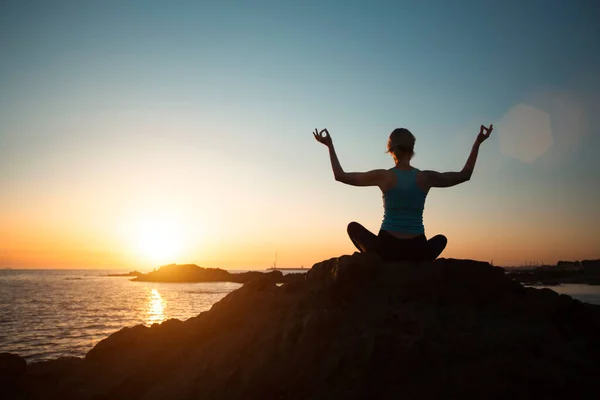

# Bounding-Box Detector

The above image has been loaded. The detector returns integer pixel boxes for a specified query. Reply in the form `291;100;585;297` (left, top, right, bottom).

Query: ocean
0;269;242;362
1;269;599;363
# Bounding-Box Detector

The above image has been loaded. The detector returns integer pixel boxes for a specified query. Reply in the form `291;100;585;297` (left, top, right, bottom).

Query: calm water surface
1;270;599;363
535;283;600;305
0;269;241;362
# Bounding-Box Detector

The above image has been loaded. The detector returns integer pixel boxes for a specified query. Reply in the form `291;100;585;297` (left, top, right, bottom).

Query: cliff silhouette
2;253;600;399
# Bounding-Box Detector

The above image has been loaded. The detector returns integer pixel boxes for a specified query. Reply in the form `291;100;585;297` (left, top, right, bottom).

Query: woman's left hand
313;128;333;148
476;124;493;145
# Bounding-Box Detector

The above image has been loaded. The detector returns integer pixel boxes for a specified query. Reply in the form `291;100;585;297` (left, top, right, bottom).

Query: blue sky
1;0;599;268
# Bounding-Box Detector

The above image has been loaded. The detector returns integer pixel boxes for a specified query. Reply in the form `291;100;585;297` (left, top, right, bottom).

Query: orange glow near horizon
0;111;598;270
0;196;599;270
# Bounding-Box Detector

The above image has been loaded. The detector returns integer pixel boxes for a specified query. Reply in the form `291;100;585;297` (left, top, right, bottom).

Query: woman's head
387;128;415;162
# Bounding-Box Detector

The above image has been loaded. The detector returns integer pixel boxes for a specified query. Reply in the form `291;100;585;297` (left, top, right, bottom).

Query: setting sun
131;216;187;266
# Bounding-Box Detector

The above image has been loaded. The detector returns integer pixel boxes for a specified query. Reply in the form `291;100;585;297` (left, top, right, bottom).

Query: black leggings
347;222;447;262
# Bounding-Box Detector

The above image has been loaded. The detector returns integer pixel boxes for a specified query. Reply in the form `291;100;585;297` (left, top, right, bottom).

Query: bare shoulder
337;168;396;188
364;169;394;181
418;169;467;189
379;168;398;192
418;170;436;180
416;169;432;192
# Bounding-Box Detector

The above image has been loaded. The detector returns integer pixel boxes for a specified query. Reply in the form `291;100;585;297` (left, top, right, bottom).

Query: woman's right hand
313;128;333;148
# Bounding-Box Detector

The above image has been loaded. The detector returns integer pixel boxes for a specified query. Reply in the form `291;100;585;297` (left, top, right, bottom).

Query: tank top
380;168;427;235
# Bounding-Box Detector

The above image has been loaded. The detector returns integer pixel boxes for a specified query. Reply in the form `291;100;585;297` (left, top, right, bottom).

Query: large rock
0;352;26;380
8;254;600;399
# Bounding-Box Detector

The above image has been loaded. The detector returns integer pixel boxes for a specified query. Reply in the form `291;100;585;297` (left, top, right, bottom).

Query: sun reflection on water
147;288;166;325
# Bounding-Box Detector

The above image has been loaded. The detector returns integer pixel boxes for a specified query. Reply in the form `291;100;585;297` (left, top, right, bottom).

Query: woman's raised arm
423;124;493;189
313;128;390;189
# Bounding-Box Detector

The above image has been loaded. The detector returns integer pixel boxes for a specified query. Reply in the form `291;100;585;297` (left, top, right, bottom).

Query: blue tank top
380;168;427;235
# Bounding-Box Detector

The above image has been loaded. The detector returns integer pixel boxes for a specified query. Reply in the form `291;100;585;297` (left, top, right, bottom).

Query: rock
0;352;26;377
0;352;27;398
27;356;83;377
9;254;600;399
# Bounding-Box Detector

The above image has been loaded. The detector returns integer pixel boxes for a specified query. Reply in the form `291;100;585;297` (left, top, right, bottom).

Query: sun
134;218;185;266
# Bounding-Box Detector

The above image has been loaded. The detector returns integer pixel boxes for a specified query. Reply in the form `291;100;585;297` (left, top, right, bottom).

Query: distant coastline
107;271;142;277
506;259;600;285
114;263;304;284
106;258;600;286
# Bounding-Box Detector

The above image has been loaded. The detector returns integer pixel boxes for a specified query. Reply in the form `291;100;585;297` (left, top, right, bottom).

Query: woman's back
381;168;427;235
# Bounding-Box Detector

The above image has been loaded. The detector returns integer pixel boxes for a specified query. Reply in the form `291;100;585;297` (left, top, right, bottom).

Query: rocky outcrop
5;253;600;399
0;353;26;384
129;263;304;284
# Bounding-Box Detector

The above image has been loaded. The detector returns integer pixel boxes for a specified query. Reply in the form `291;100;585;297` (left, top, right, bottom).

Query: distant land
109;263;304;285
107;259;600;286
506;259;600;285
266;267;307;271
107;271;142;277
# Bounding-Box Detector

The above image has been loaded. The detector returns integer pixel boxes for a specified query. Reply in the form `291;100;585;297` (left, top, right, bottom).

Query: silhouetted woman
313;125;493;262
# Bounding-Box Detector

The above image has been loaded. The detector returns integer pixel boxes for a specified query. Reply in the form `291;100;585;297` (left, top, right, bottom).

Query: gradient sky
1;0;599;270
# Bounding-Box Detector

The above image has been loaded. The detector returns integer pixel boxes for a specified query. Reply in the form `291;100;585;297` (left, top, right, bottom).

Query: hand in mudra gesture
476;124;493;145
313;128;333;148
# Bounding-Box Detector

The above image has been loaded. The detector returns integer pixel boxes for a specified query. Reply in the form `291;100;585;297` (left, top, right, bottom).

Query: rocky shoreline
2;254;600;399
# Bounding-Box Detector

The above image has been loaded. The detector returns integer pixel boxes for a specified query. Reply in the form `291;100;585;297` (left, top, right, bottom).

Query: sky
1;0;599;270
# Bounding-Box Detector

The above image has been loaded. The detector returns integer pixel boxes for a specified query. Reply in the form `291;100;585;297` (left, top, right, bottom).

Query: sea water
1;270;599;362
535;283;600;306
0;269;241;362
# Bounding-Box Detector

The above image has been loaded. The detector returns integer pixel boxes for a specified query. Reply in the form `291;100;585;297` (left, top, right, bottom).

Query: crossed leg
347;222;378;254
348;221;448;261
425;235;447;261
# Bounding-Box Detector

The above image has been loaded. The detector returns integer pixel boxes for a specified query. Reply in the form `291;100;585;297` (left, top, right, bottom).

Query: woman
313;125;493;262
